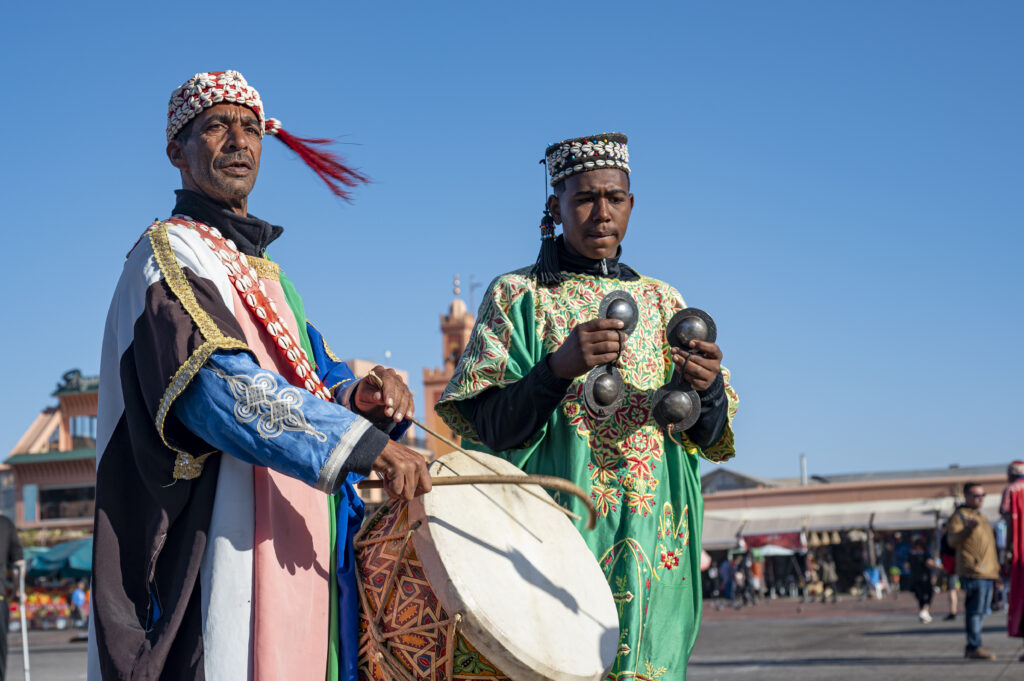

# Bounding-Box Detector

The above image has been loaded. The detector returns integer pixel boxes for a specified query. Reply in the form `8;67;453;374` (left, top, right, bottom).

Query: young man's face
548;168;634;260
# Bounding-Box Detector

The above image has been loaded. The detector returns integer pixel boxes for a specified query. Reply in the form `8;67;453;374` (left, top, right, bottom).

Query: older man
948;481;1000;661
88;71;430;681
436;134;739;680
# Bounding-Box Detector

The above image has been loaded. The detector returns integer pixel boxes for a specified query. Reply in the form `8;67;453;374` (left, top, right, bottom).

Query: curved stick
359;473;597;530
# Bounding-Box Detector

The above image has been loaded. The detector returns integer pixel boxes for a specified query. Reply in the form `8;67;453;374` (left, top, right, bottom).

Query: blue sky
1;1;1021;479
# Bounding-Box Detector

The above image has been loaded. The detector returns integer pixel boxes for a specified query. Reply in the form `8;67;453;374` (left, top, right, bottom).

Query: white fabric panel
96;240;159;463
164;224;236;313
201;454;255;681
86;612;101;680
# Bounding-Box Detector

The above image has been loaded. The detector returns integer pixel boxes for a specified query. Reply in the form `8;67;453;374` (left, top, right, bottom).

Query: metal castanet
583;291;639;419
665;307;716;350
597;289;639;336
652;307;717;434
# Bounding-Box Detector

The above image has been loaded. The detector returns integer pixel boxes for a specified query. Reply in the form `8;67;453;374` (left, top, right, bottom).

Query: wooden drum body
356;453;619;681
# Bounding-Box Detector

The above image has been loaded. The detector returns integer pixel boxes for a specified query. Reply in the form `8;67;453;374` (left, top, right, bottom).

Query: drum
356;452;619;681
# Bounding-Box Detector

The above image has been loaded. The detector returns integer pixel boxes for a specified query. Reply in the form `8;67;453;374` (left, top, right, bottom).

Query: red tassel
265;118;369;200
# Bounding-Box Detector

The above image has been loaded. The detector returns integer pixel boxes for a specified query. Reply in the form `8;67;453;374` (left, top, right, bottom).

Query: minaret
422;275;476;456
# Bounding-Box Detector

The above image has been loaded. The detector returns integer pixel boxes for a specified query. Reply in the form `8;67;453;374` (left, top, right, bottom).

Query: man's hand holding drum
372;441;432;501
356;366;432;501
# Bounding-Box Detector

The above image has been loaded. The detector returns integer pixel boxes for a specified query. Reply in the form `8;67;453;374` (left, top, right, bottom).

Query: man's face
166;103;262;215
965;486;986;510
548;168;634;260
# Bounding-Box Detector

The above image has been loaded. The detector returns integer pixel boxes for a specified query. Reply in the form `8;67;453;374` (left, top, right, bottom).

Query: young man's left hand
353;366;415;423
671;340;723;391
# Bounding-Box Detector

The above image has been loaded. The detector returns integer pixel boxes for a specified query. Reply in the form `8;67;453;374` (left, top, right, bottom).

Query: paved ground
692;595;1023;681
5;629;87;681
4;596;1022;680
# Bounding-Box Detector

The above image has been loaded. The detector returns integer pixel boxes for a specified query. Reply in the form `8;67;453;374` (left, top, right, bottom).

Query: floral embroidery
434;269;740;681
642;661;668;680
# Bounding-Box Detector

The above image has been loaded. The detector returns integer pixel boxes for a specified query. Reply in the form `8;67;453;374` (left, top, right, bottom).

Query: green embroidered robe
436;268;738;681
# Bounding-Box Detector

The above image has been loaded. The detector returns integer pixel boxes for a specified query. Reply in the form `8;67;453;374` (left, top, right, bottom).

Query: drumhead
409;452;619;681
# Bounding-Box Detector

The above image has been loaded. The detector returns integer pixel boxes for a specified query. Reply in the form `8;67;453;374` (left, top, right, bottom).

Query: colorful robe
436;268;738;681
1001;477;1024;638
89;219;387;680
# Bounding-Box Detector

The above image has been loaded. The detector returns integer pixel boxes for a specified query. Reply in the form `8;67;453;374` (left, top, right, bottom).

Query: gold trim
148;224;251;478
246;255;281;282
309;321;342;363
329;378;352;395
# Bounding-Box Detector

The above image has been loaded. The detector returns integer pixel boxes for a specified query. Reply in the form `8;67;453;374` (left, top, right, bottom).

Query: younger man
437;133;738;679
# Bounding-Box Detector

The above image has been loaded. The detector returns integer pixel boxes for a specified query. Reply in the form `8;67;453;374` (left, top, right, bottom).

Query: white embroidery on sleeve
214;368;328;442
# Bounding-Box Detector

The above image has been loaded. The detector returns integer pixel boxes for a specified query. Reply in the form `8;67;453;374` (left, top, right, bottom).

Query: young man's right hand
548;318;625;380
372;441;432;501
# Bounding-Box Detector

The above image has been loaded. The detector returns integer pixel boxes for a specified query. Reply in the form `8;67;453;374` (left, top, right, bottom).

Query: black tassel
532;211;564;286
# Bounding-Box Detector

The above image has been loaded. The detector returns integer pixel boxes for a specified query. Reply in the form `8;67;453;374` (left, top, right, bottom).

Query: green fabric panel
271;259;317;371
326;494;340;681
435;270;740;680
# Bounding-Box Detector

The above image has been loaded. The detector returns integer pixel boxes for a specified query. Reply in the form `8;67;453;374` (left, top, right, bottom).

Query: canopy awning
740;516;805;535
871;510;940;531
805;512;872;531
701;515;742;551
28;537;92;579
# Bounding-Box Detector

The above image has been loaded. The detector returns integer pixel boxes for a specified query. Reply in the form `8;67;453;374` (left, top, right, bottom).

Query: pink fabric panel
229;275;330;681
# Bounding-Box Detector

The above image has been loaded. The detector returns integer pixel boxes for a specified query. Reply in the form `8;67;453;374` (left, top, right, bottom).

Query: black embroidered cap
544;133;630;186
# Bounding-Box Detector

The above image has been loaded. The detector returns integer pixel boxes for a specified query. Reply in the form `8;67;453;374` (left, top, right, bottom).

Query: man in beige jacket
948;481;1001;660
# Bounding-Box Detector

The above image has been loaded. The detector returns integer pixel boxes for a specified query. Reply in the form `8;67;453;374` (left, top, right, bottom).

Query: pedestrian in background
719;556;735;605
71;581;88;628
0;513;24;681
948;481;1000;660
818;548;839;603
907;537;937;623
939;521;960;620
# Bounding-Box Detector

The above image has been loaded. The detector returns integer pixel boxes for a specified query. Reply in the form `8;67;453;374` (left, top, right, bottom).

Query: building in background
422;293;474;458
701;463;1010;596
5;370;98;546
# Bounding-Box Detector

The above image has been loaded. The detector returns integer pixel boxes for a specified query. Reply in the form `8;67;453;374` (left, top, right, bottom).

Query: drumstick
407;415;596;531
358;473;597;530
362;370;597;529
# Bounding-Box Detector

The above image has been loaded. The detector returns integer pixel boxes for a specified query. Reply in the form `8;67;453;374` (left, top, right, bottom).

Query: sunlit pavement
692;595;1023;680
5;629;87;681
4;601;1023;681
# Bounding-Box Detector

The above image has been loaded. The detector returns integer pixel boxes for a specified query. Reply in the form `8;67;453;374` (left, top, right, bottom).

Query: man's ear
546;194;562;225
166;140;188;171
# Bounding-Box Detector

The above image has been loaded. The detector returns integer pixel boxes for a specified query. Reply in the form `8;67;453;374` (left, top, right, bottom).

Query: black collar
556;235;639;281
172;190;284;258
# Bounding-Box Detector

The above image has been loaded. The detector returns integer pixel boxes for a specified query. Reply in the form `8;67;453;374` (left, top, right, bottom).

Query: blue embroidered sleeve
174;351;388;492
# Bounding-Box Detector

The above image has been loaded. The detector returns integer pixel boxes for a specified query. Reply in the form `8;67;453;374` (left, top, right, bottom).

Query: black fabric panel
172;189;283;258
463;354;572;452
684;373;729;449
92;353;220;680
132;267;248;453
